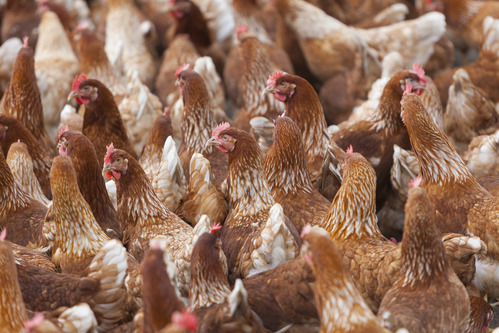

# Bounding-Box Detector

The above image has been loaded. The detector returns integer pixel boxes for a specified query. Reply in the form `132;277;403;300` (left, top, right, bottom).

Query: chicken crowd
3;0;499;332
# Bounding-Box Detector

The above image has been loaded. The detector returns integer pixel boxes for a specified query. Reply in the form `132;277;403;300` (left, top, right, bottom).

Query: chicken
189;226;230;311
73;24;128;105
176;67;227;185
68;75;137;166
466;296;494;333
33;303;98;333
118;68;164;154
233;29;285;134
160;311;198;333
49;156;111;274
464;130;499;179
105;0;156;89
57;128;122;240
103;145;199;296
206;124;300;283
301;226;389;333
264;116;330;233
377;184;470;333
140;108;173;181
0;146;47;248
151;136;186;212
0;37;56;157
6;141;50;207
57;105;83;134
0;115;53;199
17;239;128;332
34;10;80;139
38;0;78;34
445;68;499;156
401;88;499;298
142;239;186;333
0;38;23;98
1;0;40;48
435;16;499;108
274;0;445;83
190;0;234;52
243;255;318;331
175;153;227;227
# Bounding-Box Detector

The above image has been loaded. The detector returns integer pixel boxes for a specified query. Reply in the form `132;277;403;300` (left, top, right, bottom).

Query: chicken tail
249;204;298;276
152;136;186;211
250;117;274;155
48;303;99;333
80;239;128;332
482;16;499;56
391;144;420;201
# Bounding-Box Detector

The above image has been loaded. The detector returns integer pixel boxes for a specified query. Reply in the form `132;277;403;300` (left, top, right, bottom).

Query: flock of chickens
4;0;499;332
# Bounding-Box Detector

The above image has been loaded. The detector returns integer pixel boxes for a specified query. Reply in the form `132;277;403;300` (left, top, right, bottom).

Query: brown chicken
73;25;128;105
140;108;173;181
57;128;122;240
243;255;318;331
466;296;493;333
6;141;50;207
0;37;56;156
233;29;285;134
50;156;111;274
264;116;330;233
301;227;389;333
206;124;300;283
68;75;137;166
377;184;470;333
435;16;499;108
1;0;40;48
176;67;227;185
17;239;128;332
142;240;186;333
0;148;47;249
402;89;499;298
103;146;199;296
0;115;53;199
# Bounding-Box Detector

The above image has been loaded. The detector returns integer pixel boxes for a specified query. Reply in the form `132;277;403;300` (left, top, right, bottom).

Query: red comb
267;71;284;87
0;228;6;241
175;63;190;77
76;21;89;31
236;25;249;34
104;143;114;166
403;82;412;96
300;224;312;239
58;125;69;139
25;312;44;331
409;175;422;188
23;36;29;48
412;64;427;85
71;74;87;92
172;310;198;332
164;107;169;116
210;222;222;233
212;122;230;138
346;145;353;154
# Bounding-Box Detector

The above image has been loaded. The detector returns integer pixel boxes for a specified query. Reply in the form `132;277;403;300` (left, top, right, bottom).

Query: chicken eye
223;135;228;141
83;86;90;91
280;82;286;87
116;158;120;162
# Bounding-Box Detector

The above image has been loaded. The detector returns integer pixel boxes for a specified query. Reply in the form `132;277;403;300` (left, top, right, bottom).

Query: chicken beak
262;86;275;96
102;163;112;176
67;91;79;101
205;137;217;147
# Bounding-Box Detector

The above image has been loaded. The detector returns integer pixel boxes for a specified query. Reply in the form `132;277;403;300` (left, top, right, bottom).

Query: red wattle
112;170;121;180
106;172;112;180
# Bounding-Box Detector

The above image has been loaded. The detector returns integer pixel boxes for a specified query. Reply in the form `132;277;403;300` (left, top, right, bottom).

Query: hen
57;128;122;240
401;88;499;298
34;10;80;139
6;141;50;207
206;124;300;283
105;0;156;89
0;147;47;249
377;184;470;333
264;116;330;233
465;130;499;179
0;37;56;156
68;75;137;166
0;115;53;199
466;296;494;333
103;145;200;296
444;68;499;156
176;67;227;185
233;29;285;134
301;226;389;333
